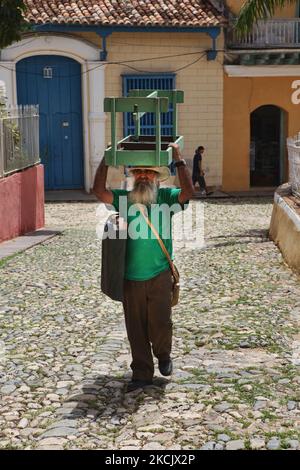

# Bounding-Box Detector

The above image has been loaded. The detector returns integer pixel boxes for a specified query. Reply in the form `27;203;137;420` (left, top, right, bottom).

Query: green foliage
0;253;20;268
0;0;30;49
0;86;21;151
235;0;296;36
0;82;6;116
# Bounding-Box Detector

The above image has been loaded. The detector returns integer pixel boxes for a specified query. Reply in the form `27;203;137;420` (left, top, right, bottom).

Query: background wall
76;31;224;188
0;165;45;242
223;74;300;191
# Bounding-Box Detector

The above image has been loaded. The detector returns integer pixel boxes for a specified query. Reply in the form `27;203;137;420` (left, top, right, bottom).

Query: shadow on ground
60;375;169;423
203;229;271;249
209;228;269;239
203;197;273;206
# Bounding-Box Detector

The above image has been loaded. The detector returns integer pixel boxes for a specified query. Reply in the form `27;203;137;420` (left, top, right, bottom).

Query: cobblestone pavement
0;198;300;450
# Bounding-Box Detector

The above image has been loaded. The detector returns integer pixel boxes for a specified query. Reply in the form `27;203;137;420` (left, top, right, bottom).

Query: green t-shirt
111;188;188;281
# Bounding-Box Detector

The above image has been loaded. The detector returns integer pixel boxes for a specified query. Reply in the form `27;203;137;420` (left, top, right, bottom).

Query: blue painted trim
207;29;220;40
34;24;221;35
207;49;217;60
121;72;177;77
99;34;108;61
34;24;221;60
206;29;220;60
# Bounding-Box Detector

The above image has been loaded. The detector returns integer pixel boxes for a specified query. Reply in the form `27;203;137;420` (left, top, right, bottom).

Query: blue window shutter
122;74;176;137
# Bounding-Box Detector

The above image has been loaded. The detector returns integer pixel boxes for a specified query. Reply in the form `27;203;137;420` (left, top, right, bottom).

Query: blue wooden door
16;56;84;189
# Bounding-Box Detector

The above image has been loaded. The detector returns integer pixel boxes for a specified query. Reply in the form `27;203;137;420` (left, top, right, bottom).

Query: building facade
224;0;300;191
2;1;299;194
0;0;225;192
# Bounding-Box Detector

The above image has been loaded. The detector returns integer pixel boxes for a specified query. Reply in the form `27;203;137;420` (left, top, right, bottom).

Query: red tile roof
24;1;225;27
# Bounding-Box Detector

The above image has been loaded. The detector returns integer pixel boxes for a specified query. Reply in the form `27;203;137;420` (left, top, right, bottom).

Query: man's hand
168;143;181;162
168;143;194;203
92;157;113;204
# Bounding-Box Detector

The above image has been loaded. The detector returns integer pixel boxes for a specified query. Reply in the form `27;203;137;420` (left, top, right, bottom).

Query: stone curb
0;228;62;260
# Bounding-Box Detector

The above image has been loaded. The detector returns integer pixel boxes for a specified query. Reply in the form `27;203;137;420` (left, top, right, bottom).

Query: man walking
93;144;193;391
192;146;208;195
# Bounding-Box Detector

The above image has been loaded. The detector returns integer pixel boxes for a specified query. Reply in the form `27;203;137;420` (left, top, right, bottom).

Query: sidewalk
45;190;97;202
0;228;61;261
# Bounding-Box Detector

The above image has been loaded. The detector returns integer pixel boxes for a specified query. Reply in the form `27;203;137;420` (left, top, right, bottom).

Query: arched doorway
250;105;286;187
16;55;84;190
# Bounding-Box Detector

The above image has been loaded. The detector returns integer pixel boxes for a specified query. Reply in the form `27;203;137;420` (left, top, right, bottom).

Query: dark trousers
192;174;207;191
123;269;173;381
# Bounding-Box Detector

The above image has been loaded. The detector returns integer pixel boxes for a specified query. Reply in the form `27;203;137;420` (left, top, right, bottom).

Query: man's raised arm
169;143;194;204
92;158;113;204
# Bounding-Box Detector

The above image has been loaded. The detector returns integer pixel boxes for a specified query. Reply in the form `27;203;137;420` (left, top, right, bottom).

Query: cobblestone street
0;197;300;450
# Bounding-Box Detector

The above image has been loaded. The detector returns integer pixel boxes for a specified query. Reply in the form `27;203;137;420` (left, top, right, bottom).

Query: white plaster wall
0;34;105;192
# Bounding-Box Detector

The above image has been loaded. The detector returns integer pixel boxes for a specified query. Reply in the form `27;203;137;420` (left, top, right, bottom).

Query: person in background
192;146;208;195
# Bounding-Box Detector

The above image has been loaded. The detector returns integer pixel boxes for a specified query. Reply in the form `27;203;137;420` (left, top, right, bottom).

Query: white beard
129;180;158;206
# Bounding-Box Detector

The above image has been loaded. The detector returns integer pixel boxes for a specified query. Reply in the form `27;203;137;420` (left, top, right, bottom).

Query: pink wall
0;164;45;243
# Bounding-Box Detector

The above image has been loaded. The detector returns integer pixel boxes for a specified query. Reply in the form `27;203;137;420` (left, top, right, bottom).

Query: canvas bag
101;213;127;302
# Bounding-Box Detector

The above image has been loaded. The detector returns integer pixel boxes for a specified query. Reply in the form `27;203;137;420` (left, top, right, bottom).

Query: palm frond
235;0;296;36
0;0;29;49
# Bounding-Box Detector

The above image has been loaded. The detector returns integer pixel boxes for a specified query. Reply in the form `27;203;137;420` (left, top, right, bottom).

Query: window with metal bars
122;74;176;137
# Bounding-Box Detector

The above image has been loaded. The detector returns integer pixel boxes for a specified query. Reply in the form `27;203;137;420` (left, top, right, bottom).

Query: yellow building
224;0;300;191
0;0;226;192
2;1;296;193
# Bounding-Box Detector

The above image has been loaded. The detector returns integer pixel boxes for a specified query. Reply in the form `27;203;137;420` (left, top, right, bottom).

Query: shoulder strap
138;204;177;278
